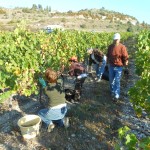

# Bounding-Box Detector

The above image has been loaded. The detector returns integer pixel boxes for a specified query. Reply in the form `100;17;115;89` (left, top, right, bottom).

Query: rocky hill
0;7;148;32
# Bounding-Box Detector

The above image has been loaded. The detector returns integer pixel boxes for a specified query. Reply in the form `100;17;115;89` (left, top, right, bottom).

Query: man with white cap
106;33;129;102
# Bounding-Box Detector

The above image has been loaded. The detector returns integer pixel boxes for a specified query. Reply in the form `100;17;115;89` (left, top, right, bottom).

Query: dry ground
0;75;128;150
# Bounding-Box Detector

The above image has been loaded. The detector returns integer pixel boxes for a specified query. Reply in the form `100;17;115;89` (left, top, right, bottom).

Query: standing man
106;33;128;102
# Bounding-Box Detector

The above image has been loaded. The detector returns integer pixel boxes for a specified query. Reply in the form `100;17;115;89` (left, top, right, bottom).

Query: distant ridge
0;7;149;32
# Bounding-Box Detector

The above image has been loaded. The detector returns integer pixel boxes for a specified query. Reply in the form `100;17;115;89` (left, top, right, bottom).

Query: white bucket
17;115;41;139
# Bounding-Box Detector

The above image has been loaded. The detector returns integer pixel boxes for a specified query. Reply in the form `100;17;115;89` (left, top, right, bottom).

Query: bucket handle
37;121;42;135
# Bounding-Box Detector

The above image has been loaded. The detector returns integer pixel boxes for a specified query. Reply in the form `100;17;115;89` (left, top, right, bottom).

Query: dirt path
0;37;149;150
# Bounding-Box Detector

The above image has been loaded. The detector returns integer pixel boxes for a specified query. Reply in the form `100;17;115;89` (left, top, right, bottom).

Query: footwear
96;79;101;82
94;77;98;80
94;76;99;81
112;96;119;103
47;123;55;132
63;117;70;128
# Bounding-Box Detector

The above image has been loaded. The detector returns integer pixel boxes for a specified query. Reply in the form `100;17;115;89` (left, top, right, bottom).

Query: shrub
0;9;6;14
127;26;134;32
80;24;86;28
22;8;32;13
61;18;66;23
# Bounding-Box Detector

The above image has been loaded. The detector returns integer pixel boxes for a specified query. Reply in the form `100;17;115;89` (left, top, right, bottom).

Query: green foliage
125;133;138;149
0;90;13;104
22;8;32;13
139;137;150;150
115;126;150;150
118;126;130;139
127;26;134;32
128;30;150;116
32;4;37;10
0;22;132;101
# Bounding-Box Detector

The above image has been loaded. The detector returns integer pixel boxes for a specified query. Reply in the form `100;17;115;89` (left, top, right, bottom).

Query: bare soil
0;38;150;150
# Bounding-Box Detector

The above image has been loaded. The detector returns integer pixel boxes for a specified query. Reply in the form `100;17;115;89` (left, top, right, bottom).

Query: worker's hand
57;64;65;76
39;77;47;88
125;60;128;66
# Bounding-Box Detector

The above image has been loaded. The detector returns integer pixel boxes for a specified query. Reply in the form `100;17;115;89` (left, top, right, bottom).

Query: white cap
113;33;121;40
87;48;93;52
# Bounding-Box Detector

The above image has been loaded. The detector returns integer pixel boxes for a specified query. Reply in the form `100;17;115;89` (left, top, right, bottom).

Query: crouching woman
38;68;69;132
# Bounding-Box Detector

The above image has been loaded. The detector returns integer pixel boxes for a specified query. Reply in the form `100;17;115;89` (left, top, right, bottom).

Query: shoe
47;123;55;132
94;76;99;81
96;79;101;82
112;97;119;103
94;77;98;80
63;117;70;128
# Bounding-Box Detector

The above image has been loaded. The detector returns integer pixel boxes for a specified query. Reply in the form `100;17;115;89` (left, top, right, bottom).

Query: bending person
67;56;87;101
87;48;107;82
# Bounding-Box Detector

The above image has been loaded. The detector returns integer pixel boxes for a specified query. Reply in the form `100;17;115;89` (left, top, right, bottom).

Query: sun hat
113;33;121;40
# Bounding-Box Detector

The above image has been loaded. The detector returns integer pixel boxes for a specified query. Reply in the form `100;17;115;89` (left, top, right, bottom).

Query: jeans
38;106;67;127
108;65;123;99
94;55;107;79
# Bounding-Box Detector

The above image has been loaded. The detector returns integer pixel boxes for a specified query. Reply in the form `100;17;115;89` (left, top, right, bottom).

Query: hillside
0;7;148;32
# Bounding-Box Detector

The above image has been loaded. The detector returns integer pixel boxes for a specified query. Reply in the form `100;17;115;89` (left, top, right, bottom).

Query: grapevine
128;30;150;116
0;22;132;102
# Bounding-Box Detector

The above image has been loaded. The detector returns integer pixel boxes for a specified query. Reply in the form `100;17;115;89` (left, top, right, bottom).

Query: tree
101;7;105;10
45;6;49;12
38;4;43;11
48;6;51;12
32;4;37;10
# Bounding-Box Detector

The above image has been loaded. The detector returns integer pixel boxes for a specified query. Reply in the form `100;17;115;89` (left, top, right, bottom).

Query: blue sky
0;0;149;24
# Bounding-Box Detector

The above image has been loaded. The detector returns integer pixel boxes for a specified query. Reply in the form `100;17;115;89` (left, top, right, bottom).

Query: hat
69;56;78;62
113;33;121;40
87;48;93;52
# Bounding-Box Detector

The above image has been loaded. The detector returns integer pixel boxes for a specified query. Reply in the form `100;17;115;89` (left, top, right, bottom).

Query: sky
0;0;149;24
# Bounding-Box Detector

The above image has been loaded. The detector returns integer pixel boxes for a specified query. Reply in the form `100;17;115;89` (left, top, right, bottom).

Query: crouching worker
68;56;87;81
65;56;87;102
38;68;69;132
